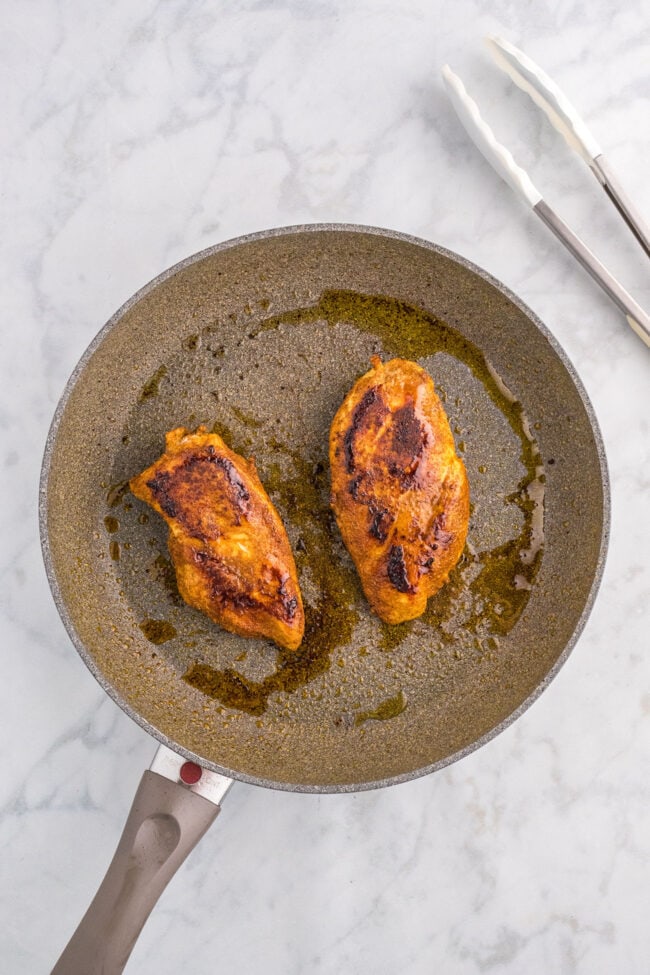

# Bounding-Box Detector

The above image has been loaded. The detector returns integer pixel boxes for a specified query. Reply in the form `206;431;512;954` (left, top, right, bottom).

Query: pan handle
51;748;233;975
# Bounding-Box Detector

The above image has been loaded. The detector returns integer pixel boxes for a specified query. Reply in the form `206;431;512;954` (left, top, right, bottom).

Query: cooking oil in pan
110;291;545;723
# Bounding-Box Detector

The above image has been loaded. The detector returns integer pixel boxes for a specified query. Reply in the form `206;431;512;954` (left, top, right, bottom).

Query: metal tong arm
486;35;650;260
534;200;650;346
442;64;650;347
590;154;650;259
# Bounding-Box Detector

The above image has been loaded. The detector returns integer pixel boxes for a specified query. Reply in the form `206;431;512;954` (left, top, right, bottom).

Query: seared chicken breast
130;426;304;650
329;357;469;625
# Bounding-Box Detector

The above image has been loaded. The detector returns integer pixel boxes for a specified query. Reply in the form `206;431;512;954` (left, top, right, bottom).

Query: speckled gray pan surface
40;224;609;792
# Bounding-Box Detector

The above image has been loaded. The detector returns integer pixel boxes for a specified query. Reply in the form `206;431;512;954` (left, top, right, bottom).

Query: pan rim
39;222;611;794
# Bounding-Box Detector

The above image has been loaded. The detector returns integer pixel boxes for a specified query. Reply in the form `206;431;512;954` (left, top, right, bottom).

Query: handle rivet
179;761;202;785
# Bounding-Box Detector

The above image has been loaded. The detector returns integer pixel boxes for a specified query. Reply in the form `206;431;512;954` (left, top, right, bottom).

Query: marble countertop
3;2;650;972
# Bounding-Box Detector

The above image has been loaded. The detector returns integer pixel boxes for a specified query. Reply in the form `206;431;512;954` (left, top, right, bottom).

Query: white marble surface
2;2;650;972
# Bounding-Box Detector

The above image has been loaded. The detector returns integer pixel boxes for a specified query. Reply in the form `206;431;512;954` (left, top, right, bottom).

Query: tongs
443;36;650;347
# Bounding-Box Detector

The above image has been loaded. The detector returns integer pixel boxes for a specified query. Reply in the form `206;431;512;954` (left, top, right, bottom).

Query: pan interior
44;228;607;789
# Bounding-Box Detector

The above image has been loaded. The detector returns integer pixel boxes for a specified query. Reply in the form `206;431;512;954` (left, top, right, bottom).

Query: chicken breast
329;357;469;625
130;426;304;650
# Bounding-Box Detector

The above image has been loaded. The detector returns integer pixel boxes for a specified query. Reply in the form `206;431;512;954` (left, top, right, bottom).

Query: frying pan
40;224;609;972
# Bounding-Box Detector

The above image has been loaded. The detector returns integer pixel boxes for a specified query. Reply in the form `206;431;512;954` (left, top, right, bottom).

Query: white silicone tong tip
442;64;542;208
485;34;601;164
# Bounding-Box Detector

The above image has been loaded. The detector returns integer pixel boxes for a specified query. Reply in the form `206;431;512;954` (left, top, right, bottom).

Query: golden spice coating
329;357;469;625
130;426;304;651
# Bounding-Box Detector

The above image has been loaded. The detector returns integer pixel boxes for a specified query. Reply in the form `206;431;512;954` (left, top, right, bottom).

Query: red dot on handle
180;761;202;785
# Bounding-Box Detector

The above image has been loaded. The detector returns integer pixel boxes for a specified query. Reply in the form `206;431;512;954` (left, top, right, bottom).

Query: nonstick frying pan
40;224;609;972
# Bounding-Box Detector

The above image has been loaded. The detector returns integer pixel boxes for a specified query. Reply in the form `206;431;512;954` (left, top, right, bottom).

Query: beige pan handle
52;749;233;974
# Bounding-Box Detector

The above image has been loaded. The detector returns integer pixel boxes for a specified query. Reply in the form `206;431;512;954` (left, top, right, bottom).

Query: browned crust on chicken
329;357;469;624
130;426;304;650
